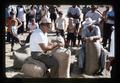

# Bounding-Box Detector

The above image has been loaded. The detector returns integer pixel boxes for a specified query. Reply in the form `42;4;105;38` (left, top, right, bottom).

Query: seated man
30;18;61;78
80;17;105;75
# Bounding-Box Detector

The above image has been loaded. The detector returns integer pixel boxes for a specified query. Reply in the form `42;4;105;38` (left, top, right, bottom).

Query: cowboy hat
82;17;96;27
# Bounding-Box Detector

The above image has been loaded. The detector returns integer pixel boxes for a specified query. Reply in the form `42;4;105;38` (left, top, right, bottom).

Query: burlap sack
21;57;47;78
13;45;31;69
50;47;71;78
85;42;101;75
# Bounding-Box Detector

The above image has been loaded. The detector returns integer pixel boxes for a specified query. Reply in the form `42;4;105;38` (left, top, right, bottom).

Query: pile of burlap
21;57;47;78
13;45;31;69
49;35;71;78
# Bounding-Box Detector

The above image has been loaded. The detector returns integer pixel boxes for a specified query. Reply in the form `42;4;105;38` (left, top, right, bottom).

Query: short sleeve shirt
30;28;48;52
55;17;66;30
85;10;102;24
82;25;101;38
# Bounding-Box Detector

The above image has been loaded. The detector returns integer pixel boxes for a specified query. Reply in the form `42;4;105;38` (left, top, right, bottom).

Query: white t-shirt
55;17;66;30
85;10;102;24
30;28;48;52
17;7;26;22
11;26;18;35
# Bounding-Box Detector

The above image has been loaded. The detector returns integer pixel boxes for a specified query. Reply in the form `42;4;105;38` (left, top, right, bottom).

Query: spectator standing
35;5;41;23
85;5;102;25
82;5;91;21
6;9;14;42
66;18;76;47
49;5;58;23
10;12;23;51
55;11;66;39
40;5;49;22
16;5;26;34
24;18;39;45
28;5;36;23
102;6;114;51
67;5;81;46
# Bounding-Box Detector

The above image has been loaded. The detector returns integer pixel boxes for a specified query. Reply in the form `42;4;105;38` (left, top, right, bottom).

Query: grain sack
21;57;47;78
13;45;31;69
50;47;71;78
85;42;101;75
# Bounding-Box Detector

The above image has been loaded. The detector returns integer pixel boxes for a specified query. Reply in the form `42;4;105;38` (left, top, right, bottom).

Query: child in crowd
11;19;23;51
55;11;66;39
66;18;76;47
24;18;39;45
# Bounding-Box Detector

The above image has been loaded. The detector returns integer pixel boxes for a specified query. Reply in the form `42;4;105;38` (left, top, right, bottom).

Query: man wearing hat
30;18;60;78
80;18;106;75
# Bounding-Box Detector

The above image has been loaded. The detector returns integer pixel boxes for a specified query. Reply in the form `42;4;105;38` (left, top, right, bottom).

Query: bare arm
39;43;59;53
16;18;22;28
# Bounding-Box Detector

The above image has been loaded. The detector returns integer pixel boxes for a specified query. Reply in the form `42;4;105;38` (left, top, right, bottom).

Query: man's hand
84;37;93;42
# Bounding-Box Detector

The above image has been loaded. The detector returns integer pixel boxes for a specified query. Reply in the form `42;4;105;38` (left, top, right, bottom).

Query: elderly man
30;18;60;78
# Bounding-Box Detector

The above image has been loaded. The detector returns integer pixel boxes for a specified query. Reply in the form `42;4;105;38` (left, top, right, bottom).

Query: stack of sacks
13;45;31;69
21;57;47;78
50;35;71;78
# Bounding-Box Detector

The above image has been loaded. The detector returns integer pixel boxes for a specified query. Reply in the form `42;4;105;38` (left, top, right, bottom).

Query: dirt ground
5;5;111;78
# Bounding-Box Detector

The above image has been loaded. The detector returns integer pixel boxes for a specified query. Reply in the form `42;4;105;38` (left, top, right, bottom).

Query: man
30;18;60;78
85;5;102;25
81;18;105;75
102;6;114;51
16;5;26;34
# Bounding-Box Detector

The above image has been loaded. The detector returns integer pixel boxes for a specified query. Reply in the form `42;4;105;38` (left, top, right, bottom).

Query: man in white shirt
30;18;60;78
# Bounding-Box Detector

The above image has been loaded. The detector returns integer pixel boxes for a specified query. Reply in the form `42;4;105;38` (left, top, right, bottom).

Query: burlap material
85;42;101;75
50;47;71;78
13;45;31;69
21;57;47;78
